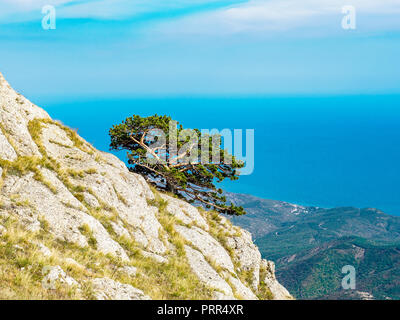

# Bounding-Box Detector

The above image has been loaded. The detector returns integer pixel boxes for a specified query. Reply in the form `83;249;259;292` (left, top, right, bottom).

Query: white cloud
153;0;400;35
1;0;79;10
225;0;400;31
223;0;400;23
0;0;235;22
0;0;79;22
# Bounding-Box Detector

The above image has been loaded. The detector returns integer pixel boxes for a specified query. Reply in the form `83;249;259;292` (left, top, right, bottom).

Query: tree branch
129;134;169;170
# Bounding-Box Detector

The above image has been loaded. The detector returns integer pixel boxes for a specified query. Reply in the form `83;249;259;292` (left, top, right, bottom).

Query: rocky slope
229;192;400;300
228;193;400;262
277;237;400;300
0;72;291;300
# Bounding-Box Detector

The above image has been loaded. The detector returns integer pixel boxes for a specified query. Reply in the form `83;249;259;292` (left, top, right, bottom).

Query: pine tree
109;114;246;215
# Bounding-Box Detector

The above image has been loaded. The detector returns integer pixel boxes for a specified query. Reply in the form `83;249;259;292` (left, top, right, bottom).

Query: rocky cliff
0;72;291;300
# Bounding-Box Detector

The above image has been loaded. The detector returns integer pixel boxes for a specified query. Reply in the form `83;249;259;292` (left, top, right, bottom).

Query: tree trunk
166;181;175;194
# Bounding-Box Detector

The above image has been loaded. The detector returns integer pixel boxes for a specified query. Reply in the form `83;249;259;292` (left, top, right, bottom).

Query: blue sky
0;0;399;97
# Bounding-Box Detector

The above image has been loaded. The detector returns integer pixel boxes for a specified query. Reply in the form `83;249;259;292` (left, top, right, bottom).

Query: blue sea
33;95;400;216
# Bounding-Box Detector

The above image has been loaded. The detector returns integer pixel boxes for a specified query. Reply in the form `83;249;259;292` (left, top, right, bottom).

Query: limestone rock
261;260;292;300
110;221;131;239
213;292;237;300
1;169;129;261
91;278;150;300
141;251;168;264
119;266;137;277
226;230;261;290
0;130;17;161
160;194;209;230
184;246;234;298
83;192;99;208
176;225;234;273
228;276;258;300
42;266;79;290
35;242;52;257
